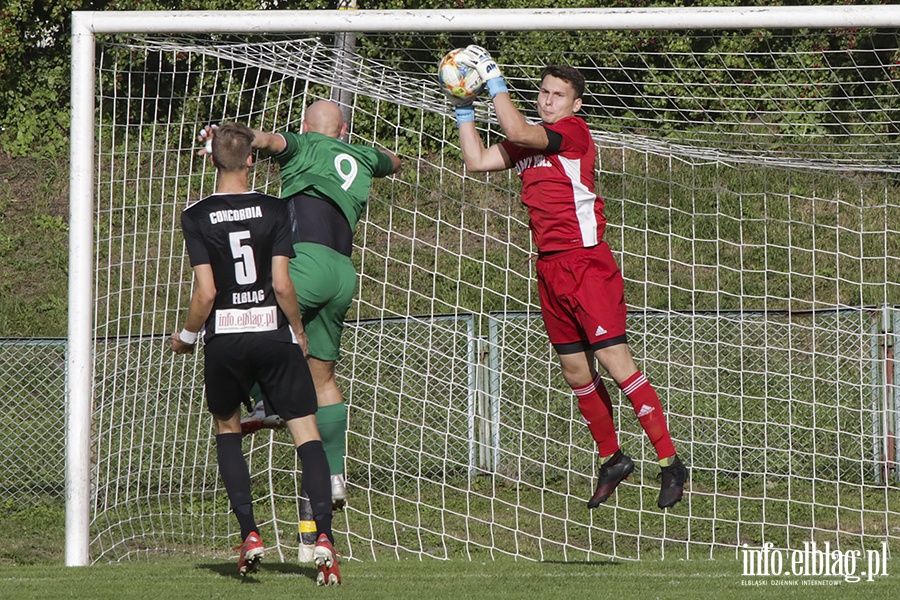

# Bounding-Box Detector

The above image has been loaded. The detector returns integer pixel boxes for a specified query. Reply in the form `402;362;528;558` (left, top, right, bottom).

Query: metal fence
0;339;67;500
3;305;895;511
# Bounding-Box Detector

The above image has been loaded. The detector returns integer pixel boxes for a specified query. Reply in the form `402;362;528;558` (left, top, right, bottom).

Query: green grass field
2;499;899;599
1;554;899;600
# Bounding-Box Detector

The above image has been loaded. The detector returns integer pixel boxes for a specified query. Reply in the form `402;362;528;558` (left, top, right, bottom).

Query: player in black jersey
168;123;340;584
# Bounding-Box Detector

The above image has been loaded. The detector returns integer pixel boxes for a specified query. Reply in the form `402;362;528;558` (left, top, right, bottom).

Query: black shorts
203;333;316;421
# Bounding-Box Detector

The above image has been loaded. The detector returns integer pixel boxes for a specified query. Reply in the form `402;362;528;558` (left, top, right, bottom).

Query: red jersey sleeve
545;118;592;156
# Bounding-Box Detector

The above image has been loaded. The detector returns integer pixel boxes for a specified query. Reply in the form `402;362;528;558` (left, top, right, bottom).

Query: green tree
3;0;898;157
0;0;333;157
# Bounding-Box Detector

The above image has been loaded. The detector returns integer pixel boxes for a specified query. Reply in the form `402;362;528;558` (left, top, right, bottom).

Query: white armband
179;329;198;345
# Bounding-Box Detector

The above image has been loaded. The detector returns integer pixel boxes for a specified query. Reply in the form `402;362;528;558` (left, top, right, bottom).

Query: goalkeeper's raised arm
453;45;553;168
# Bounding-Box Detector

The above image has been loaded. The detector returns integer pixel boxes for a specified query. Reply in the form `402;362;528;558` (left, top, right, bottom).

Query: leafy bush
3;1;899;157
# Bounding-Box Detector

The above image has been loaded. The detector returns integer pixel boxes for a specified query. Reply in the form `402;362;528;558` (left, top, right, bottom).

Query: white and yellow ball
438;48;485;101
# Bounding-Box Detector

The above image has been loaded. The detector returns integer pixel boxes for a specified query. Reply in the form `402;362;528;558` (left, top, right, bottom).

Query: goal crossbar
76;6;900;34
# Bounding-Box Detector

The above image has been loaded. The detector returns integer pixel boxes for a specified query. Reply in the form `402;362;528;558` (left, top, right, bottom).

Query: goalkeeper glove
441;89;475;127
458;45;508;98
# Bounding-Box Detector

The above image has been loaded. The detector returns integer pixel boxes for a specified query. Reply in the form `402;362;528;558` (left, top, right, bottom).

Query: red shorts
535;242;627;353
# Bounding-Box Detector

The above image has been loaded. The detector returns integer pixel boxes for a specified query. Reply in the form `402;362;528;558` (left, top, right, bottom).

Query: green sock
659;455;676;468
244;382;265;412
249;382;265;404
316;402;348;475
600;452;617;465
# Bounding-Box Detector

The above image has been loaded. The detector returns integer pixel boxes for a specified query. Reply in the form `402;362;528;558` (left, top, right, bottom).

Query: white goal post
68;6;900;567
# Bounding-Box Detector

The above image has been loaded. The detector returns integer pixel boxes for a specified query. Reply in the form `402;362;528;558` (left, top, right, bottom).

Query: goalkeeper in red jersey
446;46;688;509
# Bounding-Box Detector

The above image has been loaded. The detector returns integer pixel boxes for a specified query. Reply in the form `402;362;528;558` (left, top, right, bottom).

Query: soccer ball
438;48;485;101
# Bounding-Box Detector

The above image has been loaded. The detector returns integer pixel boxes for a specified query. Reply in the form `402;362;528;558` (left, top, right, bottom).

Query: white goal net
69;8;900;565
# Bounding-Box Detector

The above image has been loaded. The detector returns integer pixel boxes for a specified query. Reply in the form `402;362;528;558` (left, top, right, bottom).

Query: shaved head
303;100;345;138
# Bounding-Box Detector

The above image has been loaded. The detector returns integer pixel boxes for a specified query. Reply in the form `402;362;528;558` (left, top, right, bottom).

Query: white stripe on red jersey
559;155;599;247
500;116;605;252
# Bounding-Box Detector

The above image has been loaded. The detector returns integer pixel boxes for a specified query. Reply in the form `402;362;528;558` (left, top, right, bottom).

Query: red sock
619;371;676;460
572;374;619;457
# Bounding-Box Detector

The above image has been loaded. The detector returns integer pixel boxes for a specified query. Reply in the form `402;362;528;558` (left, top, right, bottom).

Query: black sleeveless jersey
181;191;295;343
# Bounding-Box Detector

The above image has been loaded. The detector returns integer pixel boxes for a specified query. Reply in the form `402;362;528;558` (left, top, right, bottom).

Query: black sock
233;503;258;541
216;433;258;540
296;440;333;543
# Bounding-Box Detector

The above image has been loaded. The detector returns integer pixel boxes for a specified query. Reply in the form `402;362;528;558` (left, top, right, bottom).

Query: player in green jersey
200;102;401;519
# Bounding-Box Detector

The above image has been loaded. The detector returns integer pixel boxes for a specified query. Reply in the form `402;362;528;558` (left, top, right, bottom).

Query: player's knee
561;368;592;389
595;348;638;382
309;358;338;384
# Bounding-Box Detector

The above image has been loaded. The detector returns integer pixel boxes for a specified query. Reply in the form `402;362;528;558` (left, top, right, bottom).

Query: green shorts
289;242;356;362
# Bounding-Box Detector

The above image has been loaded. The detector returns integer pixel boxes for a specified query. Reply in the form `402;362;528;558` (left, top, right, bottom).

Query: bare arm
169;264;216;354
251;130;287;155
454;92;545;171
272;255;309;356
197;125;286;157
381;149;402;175
492;92;550;150
458;120;512;173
